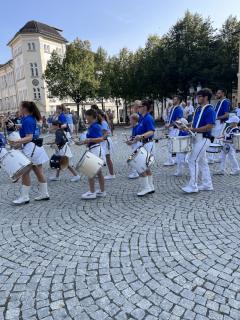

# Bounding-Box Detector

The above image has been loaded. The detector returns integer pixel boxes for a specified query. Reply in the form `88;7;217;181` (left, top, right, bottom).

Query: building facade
0;21;68;115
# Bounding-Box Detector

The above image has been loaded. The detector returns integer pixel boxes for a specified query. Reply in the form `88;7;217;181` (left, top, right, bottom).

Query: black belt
142;138;153;144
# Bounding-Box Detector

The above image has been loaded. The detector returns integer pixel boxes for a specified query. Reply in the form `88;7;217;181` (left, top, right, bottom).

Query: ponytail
21;101;42;121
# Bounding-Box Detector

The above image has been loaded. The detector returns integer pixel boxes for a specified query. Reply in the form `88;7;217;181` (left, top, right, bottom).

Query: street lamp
96;70;104;109
189;86;195;106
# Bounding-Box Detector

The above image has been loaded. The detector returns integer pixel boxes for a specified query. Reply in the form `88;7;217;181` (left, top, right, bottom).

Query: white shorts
101;137;113;157
23;142;49;166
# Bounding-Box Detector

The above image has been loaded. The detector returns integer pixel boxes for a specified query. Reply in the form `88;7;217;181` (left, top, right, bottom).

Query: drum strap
215;99;226;118
89;144;101;157
31;144;37;158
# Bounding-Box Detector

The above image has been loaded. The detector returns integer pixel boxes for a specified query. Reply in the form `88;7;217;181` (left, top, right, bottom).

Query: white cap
226;116;240;124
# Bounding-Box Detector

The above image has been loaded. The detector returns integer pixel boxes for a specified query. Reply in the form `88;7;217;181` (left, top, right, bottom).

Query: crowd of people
1;88;240;204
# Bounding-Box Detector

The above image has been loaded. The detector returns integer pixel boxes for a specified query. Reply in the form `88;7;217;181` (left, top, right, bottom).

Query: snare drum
127;146;155;174
76;151;104;178
0;149;32;182
233;134;240;151
50;154;69;170
206;143;223;153
170;136;192;153
8;131;20;142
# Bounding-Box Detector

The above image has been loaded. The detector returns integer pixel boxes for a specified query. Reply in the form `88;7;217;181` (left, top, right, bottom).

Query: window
44;44;50;53
30;63;38;77
28;42;36;51
33;87;41;100
30;63;34;77
34;63;38;77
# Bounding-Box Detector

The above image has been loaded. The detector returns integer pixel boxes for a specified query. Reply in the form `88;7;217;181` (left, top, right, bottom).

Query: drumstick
173;121;195;137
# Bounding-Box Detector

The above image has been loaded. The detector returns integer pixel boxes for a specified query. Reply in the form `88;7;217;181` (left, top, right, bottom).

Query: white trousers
187;135;212;187
176;153;186;174
219;144;240;172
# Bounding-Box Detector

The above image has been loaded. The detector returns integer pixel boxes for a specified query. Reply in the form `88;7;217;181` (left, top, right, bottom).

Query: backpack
55;129;68;149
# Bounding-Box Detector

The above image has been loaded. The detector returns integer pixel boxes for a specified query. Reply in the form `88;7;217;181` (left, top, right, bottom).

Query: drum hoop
11;163;32;181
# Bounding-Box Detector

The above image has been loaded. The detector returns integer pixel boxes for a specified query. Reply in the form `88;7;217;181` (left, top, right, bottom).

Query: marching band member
81;109;106;199
49;120;80;182
97;110;116;180
209;89;230;163
182;88;216;193
11;101;49;204
214;116;240;175
134;100;155;196
126;113;141;179
164;95;183;166
174;118;189;177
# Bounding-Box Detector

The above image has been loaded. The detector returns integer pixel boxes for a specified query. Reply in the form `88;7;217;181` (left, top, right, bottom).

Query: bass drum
127;146;155;174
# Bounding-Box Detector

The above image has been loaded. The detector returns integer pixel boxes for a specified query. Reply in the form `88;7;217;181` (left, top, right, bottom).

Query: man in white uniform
182;88;216;193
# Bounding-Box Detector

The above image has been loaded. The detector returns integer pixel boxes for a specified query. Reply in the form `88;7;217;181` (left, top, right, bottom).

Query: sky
1;0;240;64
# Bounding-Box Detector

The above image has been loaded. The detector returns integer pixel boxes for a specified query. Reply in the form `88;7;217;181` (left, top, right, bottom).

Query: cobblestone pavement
0;128;240;320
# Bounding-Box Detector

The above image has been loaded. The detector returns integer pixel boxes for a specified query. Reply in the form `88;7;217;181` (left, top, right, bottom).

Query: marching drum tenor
181;88;216;193
10;101;50;205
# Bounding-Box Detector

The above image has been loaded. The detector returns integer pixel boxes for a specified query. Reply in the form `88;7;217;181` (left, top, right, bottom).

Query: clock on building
32;79;39;86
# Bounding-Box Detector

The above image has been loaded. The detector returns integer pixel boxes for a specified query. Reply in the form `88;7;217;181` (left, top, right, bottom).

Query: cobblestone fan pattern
0;129;240;320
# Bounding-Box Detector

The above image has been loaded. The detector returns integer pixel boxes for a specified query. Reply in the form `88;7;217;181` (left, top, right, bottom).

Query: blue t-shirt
137;112;143;123
215;99;230;120
19;115;38;139
87;121;103;147
131;124;139;138
192;105;216;135
136;113;155;138
169;106;183;123
0;133;7;147
58;112;67;124
66;113;73;125
101;120;111;135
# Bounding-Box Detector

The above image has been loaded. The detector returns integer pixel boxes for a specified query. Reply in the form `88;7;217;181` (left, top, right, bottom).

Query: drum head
11;163;32;182
60;156;69;170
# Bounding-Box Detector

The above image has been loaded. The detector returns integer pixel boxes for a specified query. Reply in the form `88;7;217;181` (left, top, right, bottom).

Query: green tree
44;39;98;116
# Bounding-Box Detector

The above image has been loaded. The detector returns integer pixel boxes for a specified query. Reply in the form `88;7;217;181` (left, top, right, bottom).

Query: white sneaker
198;185;214;191
70;175;80;182
13;197;30;205
81;191;96;199
163;161;175;166
230;170;240;176
35;195;50;201
104;175;116;180
49;176;60;181
182;185;199;193
128;172;139;179
214;170;225;175
96;190;107;197
137;186;152;197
